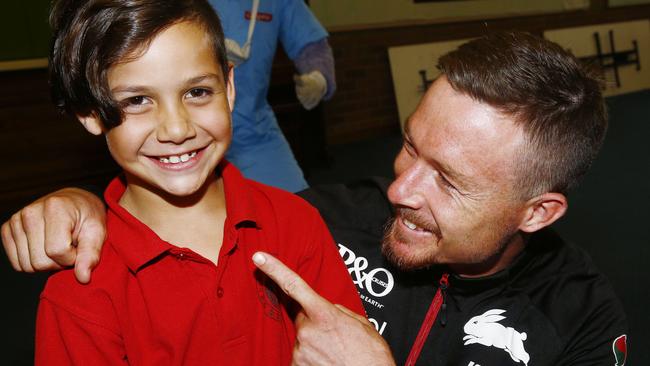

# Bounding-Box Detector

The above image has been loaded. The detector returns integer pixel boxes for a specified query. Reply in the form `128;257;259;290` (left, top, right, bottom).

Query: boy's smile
149;148;203;170
81;20;235;200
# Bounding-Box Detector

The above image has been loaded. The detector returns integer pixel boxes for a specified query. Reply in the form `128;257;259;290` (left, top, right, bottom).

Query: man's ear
226;64;236;112
76;113;104;136
518;192;568;233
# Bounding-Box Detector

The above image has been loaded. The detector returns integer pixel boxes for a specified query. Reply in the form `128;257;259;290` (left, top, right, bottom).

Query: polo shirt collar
104;161;260;272
104;176;171;273
220;161;260;229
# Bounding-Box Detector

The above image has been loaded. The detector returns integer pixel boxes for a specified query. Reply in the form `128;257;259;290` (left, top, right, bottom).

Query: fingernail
252;252;266;266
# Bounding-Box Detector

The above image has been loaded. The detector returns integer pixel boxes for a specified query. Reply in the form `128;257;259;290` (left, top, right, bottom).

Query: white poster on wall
545;20;650;97
388;21;649;128
388;38;471;128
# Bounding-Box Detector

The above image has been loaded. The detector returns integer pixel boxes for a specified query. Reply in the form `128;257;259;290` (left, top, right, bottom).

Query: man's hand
252;251;395;366
1;188;106;283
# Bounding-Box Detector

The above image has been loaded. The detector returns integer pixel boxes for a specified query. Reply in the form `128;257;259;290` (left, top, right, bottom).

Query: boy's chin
158;176;217;198
128;172;218;202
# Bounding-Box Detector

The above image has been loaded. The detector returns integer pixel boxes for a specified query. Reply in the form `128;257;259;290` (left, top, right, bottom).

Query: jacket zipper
439;274;449;327
404;273;450;366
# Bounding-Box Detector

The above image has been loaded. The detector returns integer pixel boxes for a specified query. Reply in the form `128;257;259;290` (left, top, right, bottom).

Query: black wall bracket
417;30;642;92
418;69;434;93
578;30;641;88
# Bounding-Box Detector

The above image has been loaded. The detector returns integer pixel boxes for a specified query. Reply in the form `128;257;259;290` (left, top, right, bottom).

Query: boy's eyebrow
111;85;151;94
184;73;222;86
111;73;223;94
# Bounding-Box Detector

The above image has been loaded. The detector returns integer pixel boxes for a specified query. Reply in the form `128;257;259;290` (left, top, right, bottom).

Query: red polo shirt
36;162;364;365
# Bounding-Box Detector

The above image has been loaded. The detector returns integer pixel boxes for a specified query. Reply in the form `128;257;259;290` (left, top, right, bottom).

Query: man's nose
157;103;196;143
387;162;427;209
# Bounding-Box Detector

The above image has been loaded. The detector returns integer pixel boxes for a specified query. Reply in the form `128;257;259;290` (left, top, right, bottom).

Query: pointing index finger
252;251;332;318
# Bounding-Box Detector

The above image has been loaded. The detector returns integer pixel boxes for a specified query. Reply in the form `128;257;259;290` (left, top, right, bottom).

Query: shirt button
217;287;224;298
177;253;185;260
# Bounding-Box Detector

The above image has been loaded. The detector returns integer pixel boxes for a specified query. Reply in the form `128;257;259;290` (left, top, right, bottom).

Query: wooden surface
0;69;119;218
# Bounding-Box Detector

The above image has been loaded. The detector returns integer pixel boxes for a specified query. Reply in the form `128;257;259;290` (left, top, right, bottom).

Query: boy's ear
518;192;568;233
76;113;104;136
226;64;235;112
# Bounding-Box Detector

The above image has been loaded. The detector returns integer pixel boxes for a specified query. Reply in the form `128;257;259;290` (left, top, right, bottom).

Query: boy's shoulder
42;241;127;294
221;162;320;222
243;178;321;221
39;241;125;328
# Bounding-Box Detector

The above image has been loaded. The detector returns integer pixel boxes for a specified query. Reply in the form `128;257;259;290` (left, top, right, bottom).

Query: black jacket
299;178;628;366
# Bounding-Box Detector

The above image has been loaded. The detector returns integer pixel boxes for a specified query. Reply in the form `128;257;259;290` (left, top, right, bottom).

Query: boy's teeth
159;151;197;164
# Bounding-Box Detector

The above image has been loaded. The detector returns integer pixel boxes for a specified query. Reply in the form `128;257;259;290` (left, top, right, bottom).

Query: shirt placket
216;225;239;296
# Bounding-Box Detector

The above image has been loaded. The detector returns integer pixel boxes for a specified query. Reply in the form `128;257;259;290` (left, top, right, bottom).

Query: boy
36;0;364;364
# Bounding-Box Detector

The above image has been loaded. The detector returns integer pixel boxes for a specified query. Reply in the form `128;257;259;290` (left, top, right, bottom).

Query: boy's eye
186;88;212;99
119;95;151;113
127;96;147;105
120;96;150;108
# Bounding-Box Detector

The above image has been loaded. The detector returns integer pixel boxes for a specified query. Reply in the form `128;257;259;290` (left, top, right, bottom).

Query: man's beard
381;214;439;271
381;210;519;275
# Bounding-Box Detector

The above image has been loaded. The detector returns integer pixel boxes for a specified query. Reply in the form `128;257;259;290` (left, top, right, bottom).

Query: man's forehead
405;79;526;187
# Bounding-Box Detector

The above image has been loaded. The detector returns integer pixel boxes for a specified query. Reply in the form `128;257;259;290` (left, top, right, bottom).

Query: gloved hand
294;70;327;110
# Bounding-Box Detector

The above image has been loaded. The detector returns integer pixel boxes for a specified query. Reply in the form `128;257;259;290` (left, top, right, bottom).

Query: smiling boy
35;1;363;365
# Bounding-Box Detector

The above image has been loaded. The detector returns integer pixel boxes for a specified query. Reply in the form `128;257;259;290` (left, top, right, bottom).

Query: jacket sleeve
554;275;628;366
35;283;127;365
556;304;628;366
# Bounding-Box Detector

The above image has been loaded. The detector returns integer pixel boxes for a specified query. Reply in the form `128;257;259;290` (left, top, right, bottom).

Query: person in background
214;0;336;192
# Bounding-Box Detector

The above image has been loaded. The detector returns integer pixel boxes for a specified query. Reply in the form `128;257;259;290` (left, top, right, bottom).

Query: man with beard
3;31;628;365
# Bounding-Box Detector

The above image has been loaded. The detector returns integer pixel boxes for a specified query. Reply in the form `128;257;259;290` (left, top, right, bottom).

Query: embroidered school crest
612;334;627;366
256;276;281;321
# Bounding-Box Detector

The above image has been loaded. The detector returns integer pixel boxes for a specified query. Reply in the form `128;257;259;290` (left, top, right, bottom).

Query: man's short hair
438;31;607;197
49;0;229;129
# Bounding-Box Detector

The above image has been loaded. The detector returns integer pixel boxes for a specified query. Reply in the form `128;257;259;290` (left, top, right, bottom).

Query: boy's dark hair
438;31;607;198
49;0;229;129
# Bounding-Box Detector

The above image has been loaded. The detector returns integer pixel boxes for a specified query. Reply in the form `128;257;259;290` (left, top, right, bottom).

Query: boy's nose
157;105;196;143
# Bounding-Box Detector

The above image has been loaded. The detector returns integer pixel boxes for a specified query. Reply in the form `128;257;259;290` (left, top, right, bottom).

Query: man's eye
440;177;454;189
403;141;416;157
436;173;457;192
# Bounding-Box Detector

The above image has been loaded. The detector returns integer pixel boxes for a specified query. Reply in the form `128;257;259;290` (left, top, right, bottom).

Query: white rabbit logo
463;309;530;365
